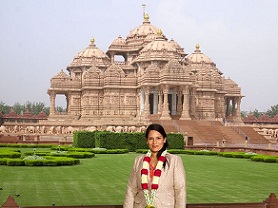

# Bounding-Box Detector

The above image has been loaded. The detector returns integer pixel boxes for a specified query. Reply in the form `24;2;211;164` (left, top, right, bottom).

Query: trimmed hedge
251;155;278;163
24;157;80;166
0;150;21;158
23;150;95;159
73;131;185;151
6;158;25;166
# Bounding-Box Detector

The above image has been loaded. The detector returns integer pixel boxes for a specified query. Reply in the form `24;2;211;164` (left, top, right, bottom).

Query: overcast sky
0;0;277;112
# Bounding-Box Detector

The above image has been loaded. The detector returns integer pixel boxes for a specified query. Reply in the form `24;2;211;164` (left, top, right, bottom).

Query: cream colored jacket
124;153;186;208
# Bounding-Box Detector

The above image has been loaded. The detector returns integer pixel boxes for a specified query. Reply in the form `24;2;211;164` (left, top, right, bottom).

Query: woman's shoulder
135;154;145;160
133;154;145;163
166;152;183;162
166;152;180;158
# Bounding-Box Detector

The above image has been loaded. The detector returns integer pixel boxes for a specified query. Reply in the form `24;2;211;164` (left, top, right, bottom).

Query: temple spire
142;3;146;19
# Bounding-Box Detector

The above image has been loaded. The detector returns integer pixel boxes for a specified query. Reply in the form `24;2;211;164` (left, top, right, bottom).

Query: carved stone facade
47;14;243;127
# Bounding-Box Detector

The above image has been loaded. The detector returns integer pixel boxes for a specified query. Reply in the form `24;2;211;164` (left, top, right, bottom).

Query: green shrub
24;157;80;166
251;155;278;163
55;157;80;166
0;158;7;165
42;160;58;166
51;145;71;151
24;151;50;156
136;149;148;154
73;131;184;151
73;131;96;148
106;149;129;154
67;148;94;153
167;149;184;154
0;151;21;158
200;150;218;156
6;158;25;166
25;160;44;166
64;152;94;158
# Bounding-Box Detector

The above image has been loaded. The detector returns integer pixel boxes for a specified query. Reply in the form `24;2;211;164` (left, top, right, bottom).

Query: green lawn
0;151;277;206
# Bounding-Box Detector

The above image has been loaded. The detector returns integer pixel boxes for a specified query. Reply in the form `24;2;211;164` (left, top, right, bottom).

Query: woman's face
146;130;166;153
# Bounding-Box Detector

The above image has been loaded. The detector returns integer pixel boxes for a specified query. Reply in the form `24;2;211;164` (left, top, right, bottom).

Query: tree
0;101;51;116
250;109;261;118
241;111;248;118
13;102;24;114
0;102;11;114
266;104;278;117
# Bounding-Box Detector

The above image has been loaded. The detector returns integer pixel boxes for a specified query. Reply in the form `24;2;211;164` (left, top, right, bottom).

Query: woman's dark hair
145;123;168;167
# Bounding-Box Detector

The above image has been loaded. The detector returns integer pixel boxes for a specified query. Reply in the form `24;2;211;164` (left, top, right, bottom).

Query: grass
0;150;277;206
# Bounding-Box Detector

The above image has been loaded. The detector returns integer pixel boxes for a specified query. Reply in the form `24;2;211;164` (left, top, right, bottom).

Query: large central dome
127;14;159;38
126;13;167;47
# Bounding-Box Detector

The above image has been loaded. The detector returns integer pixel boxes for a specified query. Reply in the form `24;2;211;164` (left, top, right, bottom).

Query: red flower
151;184;158;189
159;156;166;163
141;168;148;175
153;169;161;177
142;183;148;189
143;156;151;163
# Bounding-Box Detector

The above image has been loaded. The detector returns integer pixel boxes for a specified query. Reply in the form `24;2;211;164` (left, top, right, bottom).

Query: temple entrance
188;137;193;145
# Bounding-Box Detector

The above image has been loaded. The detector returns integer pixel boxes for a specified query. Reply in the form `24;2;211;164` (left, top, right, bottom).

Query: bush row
24;151;95;159
166;149;278;163
0;149;21;158
0;157;80;166
73;131;184;151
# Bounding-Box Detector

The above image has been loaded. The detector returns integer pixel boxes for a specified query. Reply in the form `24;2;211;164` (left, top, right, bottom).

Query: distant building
47;14;243;126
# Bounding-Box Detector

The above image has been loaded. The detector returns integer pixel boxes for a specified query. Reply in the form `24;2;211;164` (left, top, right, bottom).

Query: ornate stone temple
47;14;243;128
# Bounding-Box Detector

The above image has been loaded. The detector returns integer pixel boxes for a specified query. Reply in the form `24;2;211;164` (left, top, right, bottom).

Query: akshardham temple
47;13;243;127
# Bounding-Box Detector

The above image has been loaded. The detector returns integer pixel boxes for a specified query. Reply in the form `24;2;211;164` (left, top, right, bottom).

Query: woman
124;123;186;208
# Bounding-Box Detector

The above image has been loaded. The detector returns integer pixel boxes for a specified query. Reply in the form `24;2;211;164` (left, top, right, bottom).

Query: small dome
69;38;110;67
108;35;127;53
222;77;241;94
51;69;70;81
169;38;187;58
111;35;126;46
186;44;213;64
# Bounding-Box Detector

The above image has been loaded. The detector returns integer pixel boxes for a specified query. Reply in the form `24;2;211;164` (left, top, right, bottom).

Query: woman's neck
151;151;158;158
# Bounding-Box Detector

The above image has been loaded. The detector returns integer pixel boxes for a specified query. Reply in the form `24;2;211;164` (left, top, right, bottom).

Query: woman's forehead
148;130;163;137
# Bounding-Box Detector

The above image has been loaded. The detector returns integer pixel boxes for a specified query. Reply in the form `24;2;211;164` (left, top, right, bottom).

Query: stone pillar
49;92;56;115
160;85;171;120
232;98;236;117
157;89;163;115
180;86;190;120
140;88;145;114
143;87;150;117
220;95;225;119
177;91;182;115
66;93;71;113
236;97;241;119
225;97;230;118
171;92;177;115
153;91;158;114
190;87;196;118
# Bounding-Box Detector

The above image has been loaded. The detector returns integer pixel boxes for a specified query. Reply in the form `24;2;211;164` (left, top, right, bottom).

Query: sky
0;0;277;112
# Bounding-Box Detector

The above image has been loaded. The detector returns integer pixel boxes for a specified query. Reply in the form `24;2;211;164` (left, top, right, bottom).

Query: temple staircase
149;116;270;147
